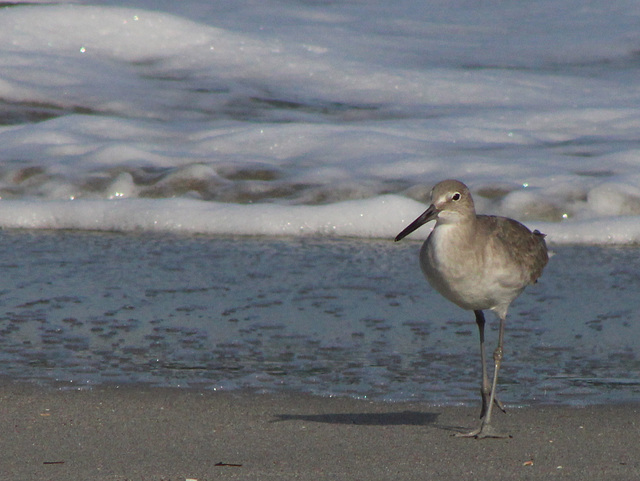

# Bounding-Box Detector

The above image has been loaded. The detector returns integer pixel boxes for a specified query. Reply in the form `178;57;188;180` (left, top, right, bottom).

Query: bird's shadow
272;410;440;426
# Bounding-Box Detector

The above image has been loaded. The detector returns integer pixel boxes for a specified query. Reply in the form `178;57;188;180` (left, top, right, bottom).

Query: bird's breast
419;224;523;311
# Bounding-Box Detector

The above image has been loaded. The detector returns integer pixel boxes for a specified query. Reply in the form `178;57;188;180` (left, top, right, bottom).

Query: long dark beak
394;204;439;242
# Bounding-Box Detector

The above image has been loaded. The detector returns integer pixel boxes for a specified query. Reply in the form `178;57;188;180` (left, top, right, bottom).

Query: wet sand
2;383;638;481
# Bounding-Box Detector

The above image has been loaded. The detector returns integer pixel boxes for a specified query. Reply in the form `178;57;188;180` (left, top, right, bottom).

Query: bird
394;179;548;438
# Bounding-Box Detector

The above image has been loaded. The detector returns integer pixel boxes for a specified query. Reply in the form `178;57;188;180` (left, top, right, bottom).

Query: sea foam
0;1;639;244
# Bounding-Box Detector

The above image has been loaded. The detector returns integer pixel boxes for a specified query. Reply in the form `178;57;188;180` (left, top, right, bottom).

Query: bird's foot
454;423;511;439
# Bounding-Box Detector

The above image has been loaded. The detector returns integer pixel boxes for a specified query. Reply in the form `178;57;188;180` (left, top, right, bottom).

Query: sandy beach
1;383;638;481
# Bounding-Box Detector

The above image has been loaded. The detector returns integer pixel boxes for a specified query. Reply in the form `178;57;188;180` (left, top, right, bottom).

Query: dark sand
2;383;638;481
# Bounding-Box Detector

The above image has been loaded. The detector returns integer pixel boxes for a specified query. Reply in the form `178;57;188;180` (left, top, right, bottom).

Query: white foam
0;1;639;244
0;196;420;238
0;194;637;245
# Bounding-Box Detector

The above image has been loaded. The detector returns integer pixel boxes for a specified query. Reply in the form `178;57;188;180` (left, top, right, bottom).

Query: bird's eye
452;192;461;201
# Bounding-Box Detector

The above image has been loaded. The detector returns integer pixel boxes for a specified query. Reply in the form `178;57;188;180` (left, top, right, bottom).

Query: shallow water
2;1;639;406
0;230;638;406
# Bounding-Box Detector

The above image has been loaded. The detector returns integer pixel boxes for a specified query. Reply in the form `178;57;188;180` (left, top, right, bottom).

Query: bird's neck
436;213;477;235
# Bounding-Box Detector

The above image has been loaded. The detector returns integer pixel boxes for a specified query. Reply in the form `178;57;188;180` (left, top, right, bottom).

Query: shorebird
395;179;548;438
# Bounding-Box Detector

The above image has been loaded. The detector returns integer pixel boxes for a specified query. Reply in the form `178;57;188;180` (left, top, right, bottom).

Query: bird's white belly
419;225;523;312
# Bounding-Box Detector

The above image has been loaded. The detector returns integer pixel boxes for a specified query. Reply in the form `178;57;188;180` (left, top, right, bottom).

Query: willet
395;179;548;438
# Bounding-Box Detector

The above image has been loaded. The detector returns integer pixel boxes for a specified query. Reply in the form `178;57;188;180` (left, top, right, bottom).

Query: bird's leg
474;315;510;439
474;310;491;419
473;310;505;418
455;310;508;439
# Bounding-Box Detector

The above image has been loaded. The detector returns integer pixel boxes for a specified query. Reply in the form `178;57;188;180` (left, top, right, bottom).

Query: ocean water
0;231;638;406
0;0;640;242
0;0;639;404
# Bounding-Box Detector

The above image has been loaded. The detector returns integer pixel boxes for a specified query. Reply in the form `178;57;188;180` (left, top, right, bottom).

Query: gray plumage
395;179;548;438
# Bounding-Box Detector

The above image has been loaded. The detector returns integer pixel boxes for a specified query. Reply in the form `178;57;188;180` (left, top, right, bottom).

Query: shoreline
2;383;638;480
0;232;638;407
